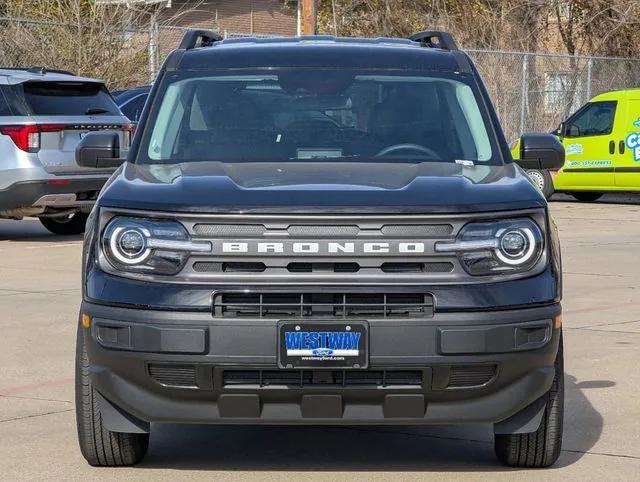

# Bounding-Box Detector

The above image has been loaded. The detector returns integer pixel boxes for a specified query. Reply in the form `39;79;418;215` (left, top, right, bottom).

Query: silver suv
0;68;132;234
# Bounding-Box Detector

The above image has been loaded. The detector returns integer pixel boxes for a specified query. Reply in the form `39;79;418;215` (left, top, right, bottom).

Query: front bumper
81;301;561;426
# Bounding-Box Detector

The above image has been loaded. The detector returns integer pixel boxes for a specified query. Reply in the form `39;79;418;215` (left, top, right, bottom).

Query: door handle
609;140;615;155
619;140;625;154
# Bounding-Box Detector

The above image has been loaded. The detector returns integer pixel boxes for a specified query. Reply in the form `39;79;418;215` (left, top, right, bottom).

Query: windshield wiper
85;107;110;115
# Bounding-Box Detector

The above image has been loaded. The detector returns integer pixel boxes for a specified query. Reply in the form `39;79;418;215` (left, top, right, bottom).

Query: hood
98;161;545;214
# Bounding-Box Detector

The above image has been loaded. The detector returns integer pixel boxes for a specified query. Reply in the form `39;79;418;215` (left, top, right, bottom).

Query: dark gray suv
75;30;565;468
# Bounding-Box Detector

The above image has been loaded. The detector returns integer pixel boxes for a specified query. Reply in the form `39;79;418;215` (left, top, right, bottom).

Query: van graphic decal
625;132;640;161
565;160;611;168
565;143;583;155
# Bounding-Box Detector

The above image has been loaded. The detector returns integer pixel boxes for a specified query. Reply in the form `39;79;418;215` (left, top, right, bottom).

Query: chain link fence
1;16;640;140
467;50;640;141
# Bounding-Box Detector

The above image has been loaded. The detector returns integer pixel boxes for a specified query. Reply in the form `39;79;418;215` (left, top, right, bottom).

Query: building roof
163;0;297;37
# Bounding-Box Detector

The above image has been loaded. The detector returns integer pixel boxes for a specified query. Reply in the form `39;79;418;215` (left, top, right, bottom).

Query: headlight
435;218;544;276
101;217;211;275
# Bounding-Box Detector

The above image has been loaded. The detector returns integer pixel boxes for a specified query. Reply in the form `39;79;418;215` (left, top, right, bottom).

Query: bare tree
552;0;640;57
316;0;640;56
0;0;200;89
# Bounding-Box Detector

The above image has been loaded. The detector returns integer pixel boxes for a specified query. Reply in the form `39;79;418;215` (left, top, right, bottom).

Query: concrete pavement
1;194;639;480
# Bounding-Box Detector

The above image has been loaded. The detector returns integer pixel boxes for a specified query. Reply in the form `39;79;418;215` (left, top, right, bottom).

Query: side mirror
551;122;564;137
76;131;124;168
515;133;565;171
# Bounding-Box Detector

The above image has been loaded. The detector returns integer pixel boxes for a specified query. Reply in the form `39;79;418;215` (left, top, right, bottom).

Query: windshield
140;69;500;164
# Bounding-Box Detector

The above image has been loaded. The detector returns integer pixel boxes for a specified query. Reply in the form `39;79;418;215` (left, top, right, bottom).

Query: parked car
0;67;132;234
75;30;565;468
114;86;149;123
513;88;640;200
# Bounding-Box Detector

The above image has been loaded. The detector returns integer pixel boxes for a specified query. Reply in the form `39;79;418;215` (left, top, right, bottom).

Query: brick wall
166;0;297;36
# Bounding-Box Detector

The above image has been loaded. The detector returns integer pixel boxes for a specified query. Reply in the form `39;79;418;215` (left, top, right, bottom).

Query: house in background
95;0;301;79
164;0;298;37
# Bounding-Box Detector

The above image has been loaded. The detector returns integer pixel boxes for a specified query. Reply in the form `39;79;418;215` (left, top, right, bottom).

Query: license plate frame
277;320;369;369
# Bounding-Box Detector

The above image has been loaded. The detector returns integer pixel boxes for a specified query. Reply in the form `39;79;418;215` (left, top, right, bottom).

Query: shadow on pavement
143;424;503;472
554;374;608;468
140;371;606;472
0;218;82;242
551;192;640;206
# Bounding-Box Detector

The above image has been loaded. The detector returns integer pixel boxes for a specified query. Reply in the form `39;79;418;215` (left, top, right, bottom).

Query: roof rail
179;29;223;50
409;31;458;51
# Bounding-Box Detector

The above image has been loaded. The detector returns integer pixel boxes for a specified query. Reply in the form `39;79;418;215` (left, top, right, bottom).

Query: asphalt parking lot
1;194;640;480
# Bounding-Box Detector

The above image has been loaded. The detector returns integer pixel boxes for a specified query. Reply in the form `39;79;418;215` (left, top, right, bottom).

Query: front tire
75;325;149;466
526;169;554;200
494;334;564;468
570;192;603;202
40;212;89;235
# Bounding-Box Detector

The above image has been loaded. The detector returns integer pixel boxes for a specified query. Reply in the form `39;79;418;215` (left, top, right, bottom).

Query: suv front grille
212;292;434;319
191;223;453;239
222;369;423;388
194;261;453;274
159;214;482;283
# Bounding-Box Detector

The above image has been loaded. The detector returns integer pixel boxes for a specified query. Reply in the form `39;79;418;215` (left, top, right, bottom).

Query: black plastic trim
562;167;615;173
0;178;108;212
409;31;458;51
178;29;223;50
563;166;640;173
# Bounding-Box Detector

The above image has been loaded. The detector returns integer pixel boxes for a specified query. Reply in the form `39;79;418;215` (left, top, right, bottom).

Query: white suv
0;68;132;234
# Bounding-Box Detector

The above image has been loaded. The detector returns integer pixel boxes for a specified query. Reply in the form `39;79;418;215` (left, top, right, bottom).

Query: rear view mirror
76;131;124;168
515;133;565;171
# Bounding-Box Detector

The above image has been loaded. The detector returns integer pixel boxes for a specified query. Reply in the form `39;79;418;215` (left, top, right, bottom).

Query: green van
512;89;640;200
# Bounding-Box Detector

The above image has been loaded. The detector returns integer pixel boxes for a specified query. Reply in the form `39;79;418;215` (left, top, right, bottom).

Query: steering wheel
375;143;440;159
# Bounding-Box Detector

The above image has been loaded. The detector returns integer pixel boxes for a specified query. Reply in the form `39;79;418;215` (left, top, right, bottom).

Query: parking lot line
0;377;74;396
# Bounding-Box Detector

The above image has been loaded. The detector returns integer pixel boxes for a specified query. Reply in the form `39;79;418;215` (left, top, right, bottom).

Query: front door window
564;101;616;138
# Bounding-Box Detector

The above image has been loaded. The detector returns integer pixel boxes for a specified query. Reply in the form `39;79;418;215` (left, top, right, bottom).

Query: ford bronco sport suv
0;68;131;234
75;30;565;468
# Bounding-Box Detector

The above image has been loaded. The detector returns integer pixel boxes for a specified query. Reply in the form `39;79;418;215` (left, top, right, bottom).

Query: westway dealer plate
277;321;369;369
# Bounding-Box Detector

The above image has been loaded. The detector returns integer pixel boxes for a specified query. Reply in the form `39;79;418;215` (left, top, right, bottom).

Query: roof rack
179;29;223;50
409;31;458;51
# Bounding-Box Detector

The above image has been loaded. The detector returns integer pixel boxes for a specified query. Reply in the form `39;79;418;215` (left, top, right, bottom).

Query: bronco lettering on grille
213;241;427;255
